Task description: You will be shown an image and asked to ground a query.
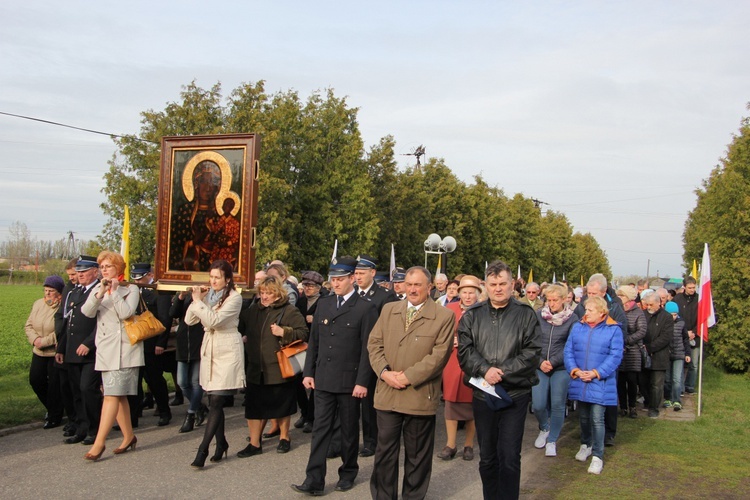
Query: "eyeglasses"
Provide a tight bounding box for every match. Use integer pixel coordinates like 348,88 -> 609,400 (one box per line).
101,264 -> 116,270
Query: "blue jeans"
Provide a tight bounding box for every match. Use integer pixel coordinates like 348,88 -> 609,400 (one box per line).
177,360 -> 203,413
683,346 -> 699,392
531,369 -> 569,443
665,359 -> 684,403
473,392 -> 530,500
578,402 -> 605,459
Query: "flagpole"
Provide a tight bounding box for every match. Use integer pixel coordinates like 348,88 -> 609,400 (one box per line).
697,328 -> 704,417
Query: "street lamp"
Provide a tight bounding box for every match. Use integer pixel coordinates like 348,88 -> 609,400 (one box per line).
424,233 -> 457,271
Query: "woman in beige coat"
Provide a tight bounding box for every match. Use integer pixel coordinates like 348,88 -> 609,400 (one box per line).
185,259 -> 245,467
25,275 -> 65,429
81,251 -> 144,460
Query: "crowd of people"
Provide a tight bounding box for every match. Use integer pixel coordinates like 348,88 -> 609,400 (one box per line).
23,252 -> 698,499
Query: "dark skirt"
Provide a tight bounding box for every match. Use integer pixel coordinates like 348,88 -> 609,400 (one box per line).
244,377 -> 297,419
445,401 -> 474,421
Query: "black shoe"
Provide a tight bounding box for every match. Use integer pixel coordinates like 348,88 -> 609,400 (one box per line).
82,436 -> 96,445
277,439 -> 291,454
191,449 -> 208,468
210,440 -> 229,462
604,436 -> 615,447
63,423 -> 76,433
63,428 -> 76,437
291,484 -> 324,496
170,393 -> 184,406
43,420 -> 61,430
359,447 -> 375,457
237,443 -> 262,458
335,480 -> 354,492
142,393 -> 154,410
263,428 -> 280,438
179,413 -> 195,433
157,414 -> 172,427
112,424 -> 121,431
294,416 -> 305,429
302,421 -> 313,433
64,435 -> 85,444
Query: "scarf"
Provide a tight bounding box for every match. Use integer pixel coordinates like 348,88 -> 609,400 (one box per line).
540,305 -> 574,326
207,288 -> 225,307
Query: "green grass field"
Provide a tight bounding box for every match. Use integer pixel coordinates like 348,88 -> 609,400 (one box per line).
0,284 -> 48,426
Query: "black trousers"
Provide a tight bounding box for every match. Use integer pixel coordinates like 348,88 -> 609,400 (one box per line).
56,363 -> 77,425
604,371 -> 618,439
360,376 -> 378,450
296,374 -> 312,422
370,410 -> 436,500
143,351 -> 170,417
29,354 -> 64,422
617,371 -> 639,409
304,390 -> 360,489
66,362 -> 101,437
648,369 -> 667,411
473,392 -> 530,500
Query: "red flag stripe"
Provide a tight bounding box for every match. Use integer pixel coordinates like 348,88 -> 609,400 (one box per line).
696,243 -> 716,342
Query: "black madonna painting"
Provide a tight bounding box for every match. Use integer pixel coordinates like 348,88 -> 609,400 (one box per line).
154,134 -> 260,290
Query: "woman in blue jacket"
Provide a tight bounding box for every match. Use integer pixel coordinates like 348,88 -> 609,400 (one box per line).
564,295 -> 623,475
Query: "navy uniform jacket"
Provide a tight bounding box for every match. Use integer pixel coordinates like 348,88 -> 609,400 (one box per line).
303,293 -> 379,393
357,284 -> 398,315
140,288 -> 174,353
56,281 -> 99,363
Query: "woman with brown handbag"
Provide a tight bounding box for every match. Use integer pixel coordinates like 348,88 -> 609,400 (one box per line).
237,275 -> 308,457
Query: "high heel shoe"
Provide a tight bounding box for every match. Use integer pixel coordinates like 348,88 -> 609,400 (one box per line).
210,440 -> 229,462
84,446 -> 105,461
113,435 -> 138,454
191,449 -> 209,468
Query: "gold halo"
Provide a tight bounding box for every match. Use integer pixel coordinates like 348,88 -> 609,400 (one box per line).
216,190 -> 241,216
182,151 -> 232,202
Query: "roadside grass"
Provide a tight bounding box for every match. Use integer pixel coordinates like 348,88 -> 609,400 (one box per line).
546,363 -> 750,498
0,285 -> 48,427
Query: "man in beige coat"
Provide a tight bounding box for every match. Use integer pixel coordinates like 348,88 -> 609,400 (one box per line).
368,266 -> 455,500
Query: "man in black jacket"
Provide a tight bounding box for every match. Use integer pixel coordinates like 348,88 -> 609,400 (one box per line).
292,257 -> 379,495
458,260 -> 540,500
642,292 -> 674,418
673,277 -> 699,393
55,255 -> 102,445
132,263 -> 174,427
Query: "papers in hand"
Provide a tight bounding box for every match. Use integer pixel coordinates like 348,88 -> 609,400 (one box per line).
469,377 -> 501,399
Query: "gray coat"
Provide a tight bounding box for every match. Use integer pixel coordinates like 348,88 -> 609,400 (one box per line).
620,306 -> 647,372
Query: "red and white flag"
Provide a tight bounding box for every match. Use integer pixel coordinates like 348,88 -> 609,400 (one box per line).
697,243 -> 716,342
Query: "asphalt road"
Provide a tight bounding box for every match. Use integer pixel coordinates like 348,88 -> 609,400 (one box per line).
0,400 -> 555,499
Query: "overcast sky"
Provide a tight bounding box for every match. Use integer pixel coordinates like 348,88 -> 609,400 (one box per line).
1,1 -> 748,278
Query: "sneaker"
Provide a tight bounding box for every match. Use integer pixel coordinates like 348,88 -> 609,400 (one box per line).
663,400 -> 672,408
648,409 -> 660,419
588,456 -> 603,474
534,430 -> 550,449
575,444 -> 592,462
629,407 -> 638,419
673,402 -> 682,411
545,442 -> 557,457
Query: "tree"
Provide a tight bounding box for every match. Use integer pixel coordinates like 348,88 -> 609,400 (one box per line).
568,233 -> 612,284
6,221 -> 33,268
683,108 -> 750,372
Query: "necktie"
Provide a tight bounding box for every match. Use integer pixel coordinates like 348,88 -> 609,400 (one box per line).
405,306 -> 417,330
360,290 -> 366,297
337,295 -> 344,309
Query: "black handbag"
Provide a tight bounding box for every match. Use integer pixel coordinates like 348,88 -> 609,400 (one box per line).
639,344 -> 652,369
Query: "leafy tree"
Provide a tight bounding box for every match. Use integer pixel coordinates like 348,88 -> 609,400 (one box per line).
568,232 -> 612,284
683,109 -> 750,372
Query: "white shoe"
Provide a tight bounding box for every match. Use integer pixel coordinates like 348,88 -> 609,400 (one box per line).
534,430 -> 550,449
575,444 -> 592,462
588,456 -> 603,474
545,442 -> 557,457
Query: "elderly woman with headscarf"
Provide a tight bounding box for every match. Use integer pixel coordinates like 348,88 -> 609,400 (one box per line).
531,284 -> 579,456
25,275 -> 66,429
437,275 -> 482,461
565,296 -> 623,475
615,285 -> 646,418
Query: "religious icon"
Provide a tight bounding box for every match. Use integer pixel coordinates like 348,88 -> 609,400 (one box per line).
154,134 -> 260,290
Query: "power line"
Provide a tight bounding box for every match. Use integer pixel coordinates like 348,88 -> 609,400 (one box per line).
0,111 -> 157,145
